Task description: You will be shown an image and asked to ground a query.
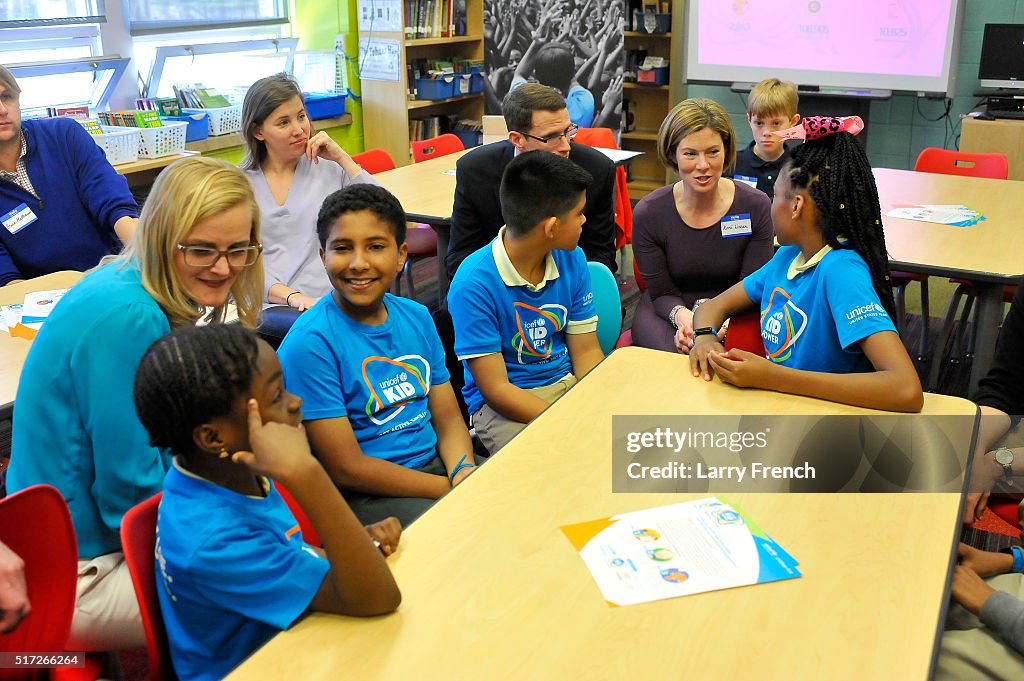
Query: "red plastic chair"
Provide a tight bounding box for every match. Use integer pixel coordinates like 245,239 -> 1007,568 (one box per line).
914,147 -> 1009,179
276,484 -> 322,548
0,485 -> 101,681
120,493 -> 177,681
573,127 -> 634,262
914,148 -> 1010,390
352,148 -> 397,174
410,133 -> 464,163
724,311 -> 766,358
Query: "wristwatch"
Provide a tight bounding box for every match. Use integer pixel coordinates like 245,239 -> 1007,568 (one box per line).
995,447 -> 1015,482
693,327 -> 717,338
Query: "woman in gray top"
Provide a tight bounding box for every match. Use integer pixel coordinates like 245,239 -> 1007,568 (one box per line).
241,73 -> 380,311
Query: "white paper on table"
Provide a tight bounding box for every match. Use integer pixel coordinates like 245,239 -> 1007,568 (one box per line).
0,303 -> 22,332
561,497 -> 801,607
21,288 -> 67,328
885,204 -> 981,225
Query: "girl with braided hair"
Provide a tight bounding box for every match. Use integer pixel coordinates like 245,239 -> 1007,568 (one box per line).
689,116 -> 923,413
134,324 -> 400,680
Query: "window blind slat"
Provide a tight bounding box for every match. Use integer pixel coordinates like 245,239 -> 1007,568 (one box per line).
0,0 -> 106,28
127,0 -> 287,34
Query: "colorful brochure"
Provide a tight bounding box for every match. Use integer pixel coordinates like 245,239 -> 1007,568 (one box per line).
20,289 -> 67,328
886,204 -> 985,227
561,497 -> 801,607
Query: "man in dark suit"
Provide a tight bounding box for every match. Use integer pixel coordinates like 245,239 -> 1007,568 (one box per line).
446,83 -> 617,279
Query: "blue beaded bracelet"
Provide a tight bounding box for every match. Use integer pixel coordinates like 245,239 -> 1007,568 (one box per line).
1012,546 -> 1024,574
448,454 -> 476,482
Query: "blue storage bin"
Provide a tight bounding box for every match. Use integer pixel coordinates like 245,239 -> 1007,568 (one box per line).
452,72 -> 484,96
161,113 -> 210,142
304,92 -> 347,120
416,76 -> 456,100
636,66 -> 670,86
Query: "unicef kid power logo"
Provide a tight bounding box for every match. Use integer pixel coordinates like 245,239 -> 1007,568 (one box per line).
512,302 -> 567,364
760,287 -> 808,363
361,355 -> 430,425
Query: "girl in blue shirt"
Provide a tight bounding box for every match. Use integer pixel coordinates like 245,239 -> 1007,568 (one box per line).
135,324 -> 400,681
689,119 -> 923,412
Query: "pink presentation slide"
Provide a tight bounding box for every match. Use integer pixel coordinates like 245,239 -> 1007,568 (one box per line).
696,0 -> 953,77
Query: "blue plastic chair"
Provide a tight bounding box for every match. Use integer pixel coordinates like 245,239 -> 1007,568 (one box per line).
587,261 -> 622,355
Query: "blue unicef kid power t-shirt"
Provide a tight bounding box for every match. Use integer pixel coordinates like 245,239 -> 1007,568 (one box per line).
742,244 -> 896,373
448,229 -> 598,415
157,462 -> 329,681
277,293 -> 450,470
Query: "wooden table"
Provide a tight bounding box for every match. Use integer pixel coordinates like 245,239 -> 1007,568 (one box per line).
228,347 -> 977,681
874,167 -> 1024,393
375,150 -> 467,301
113,153 -> 194,188
0,271 -> 83,416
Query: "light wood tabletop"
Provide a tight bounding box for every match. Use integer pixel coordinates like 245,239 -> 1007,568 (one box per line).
228,347 -> 976,681
375,149 -> 469,301
0,271 -> 83,414
874,167 -> 1024,392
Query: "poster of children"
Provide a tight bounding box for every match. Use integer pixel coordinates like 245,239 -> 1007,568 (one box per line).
484,0 -> 625,131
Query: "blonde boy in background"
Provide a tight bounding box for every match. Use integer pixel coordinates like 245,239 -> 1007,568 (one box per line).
731,78 -> 800,200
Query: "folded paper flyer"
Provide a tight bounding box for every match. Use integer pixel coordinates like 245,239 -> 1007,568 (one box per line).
561,497 -> 801,607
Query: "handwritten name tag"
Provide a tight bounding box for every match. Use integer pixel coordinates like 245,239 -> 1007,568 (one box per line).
2,203 -> 37,235
721,213 -> 753,238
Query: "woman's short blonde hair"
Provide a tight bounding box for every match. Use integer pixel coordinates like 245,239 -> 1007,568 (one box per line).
657,98 -> 736,175
121,157 -> 263,329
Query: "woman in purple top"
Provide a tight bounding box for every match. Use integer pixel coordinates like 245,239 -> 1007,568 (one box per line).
632,98 -> 774,353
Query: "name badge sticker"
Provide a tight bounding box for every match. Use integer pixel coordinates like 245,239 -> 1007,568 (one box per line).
734,174 -> 758,189
2,203 -> 37,235
721,213 -> 753,238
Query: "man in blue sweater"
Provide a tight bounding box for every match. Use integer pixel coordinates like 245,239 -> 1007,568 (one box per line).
0,64 -> 138,286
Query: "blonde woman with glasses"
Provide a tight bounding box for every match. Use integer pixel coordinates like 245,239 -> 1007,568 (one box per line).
6,156 -> 263,653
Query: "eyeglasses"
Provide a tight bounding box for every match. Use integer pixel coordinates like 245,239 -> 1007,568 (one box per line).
177,243 -> 263,268
517,123 -> 579,145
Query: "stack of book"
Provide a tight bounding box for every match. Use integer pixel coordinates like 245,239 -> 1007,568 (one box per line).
97,110 -> 164,128
402,0 -> 467,40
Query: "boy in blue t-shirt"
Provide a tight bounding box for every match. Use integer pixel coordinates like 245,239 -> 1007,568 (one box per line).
277,185 -> 478,527
448,151 -> 605,454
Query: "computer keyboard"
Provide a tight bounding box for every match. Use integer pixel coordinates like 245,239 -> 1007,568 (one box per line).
992,110 -> 1024,119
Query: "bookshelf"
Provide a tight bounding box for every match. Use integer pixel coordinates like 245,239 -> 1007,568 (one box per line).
621,2 -> 685,200
358,0 -> 484,167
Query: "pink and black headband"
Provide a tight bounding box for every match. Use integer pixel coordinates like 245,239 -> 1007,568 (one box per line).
770,115 -> 865,142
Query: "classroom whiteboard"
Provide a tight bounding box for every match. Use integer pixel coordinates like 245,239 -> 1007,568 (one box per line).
685,0 -> 965,96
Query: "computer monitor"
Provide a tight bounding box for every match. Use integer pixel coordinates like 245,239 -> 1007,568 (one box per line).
979,24 -> 1024,89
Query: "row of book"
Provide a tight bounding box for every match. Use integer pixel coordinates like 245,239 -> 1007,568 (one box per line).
134,97 -> 184,117
170,84 -> 232,109
402,0 -> 468,40
410,115 -> 449,141
97,109 -> 164,128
